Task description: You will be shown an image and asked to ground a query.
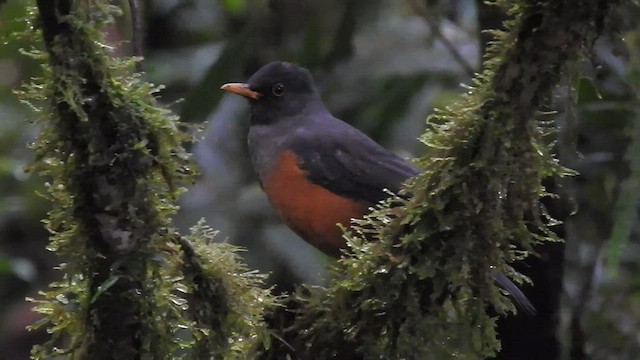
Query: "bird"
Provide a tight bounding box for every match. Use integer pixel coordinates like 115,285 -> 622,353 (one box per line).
221,61 -> 535,315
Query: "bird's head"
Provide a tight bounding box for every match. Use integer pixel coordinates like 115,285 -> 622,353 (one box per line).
221,62 -> 325,123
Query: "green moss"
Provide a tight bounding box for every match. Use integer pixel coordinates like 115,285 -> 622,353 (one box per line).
20,1 -> 275,359
289,1 -> 615,359
178,221 -> 278,359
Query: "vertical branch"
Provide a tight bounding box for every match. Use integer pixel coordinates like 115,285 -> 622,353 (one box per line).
34,1 -> 179,358
128,0 -> 144,72
29,2 -> 275,359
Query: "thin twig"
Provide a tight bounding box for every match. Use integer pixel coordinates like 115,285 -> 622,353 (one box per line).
128,0 -> 143,72
406,0 -> 475,77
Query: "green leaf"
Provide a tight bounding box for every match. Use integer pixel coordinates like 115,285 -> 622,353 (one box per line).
0,255 -> 12,273
576,76 -> 602,105
222,0 -> 246,16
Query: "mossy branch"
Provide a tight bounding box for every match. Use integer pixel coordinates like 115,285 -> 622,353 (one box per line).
274,1 -> 617,359
25,1 -> 275,359
35,0 -> 170,357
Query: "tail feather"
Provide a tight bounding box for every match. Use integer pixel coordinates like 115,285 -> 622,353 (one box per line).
492,272 -> 536,316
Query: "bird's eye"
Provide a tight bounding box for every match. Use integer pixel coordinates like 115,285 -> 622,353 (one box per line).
272,83 -> 286,96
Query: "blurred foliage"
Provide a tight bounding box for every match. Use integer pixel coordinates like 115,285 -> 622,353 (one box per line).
605,33 -> 640,273
0,0 -> 638,359
0,2 -> 52,355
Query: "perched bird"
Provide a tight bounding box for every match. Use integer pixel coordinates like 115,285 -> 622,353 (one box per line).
221,61 -> 535,315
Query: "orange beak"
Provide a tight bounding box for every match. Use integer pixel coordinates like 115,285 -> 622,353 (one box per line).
220,82 -> 262,100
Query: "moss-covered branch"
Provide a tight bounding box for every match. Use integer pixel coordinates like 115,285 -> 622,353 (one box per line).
26,1 -> 274,359
177,222 -> 277,358
277,1 -> 617,359
35,0 -> 175,357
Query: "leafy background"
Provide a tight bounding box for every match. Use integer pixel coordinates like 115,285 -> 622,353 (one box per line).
0,0 -> 638,359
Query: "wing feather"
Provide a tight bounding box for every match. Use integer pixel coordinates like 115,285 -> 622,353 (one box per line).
288,125 -> 418,205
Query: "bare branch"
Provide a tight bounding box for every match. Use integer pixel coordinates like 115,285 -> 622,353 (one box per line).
128,0 -> 144,72
406,0 -> 476,77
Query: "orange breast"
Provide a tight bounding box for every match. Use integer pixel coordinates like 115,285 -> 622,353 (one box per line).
262,150 -> 367,256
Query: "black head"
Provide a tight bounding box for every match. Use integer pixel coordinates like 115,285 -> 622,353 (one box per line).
221,62 -> 326,124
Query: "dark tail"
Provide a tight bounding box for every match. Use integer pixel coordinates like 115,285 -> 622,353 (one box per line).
492,273 -> 536,316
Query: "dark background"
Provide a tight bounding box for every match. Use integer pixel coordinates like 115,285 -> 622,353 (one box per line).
0,0 -> 639,359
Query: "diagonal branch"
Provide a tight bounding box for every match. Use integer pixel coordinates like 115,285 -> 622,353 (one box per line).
406,0 -> 476,77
